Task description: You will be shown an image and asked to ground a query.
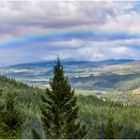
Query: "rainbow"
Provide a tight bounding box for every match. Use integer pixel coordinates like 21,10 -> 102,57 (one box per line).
0,30 -> 140,48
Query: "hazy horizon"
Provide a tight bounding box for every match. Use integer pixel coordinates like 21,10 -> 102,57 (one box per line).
0,58 -> 137,68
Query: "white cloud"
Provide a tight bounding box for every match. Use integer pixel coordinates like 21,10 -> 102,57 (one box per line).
0,1 -> 130,38
111,46 -> 129,53
0,1 -> 140,66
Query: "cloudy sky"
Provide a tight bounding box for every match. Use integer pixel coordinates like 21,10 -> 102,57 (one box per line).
0,1 -> 140,66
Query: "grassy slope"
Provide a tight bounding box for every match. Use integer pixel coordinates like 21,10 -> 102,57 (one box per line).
72,61 -> 140,91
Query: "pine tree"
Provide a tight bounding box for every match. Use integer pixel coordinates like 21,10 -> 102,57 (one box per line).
0,89 -> 22,139
0,89 -> 2,96
104,113 -> 116,139
32,58 -> 86,139
32,128 -> 42,139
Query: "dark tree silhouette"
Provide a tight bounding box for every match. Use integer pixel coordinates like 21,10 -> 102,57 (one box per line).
104,113 -> 116,139
0,90 -> 22,139
32,58 -> 86,139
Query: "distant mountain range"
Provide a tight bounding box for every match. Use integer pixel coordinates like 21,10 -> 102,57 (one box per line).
0,59 -> 140,92
4,58 -> 134,69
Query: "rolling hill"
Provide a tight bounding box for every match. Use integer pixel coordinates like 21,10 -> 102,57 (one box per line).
0,59 -> 139,93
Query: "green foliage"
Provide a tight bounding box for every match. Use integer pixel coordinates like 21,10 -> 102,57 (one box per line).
31,128 -> 42,139
104,114 -> 116,139
0,89 -> 22,139
78,95 -> 140,139
32,58 -> 86,139
0,75 -> 140,139
0,89 -> 2,96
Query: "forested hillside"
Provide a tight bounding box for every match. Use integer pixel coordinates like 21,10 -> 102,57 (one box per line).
0,76 -> 140,138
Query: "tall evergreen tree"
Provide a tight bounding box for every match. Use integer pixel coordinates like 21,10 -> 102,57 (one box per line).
0,89 -> 22,139
104,113 -> 116,139
32,128 -> 42,139
0,89 -> 2,96
32,58 -> 86,139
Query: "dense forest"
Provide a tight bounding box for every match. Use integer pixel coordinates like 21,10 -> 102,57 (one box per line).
0,59 -> 140,139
